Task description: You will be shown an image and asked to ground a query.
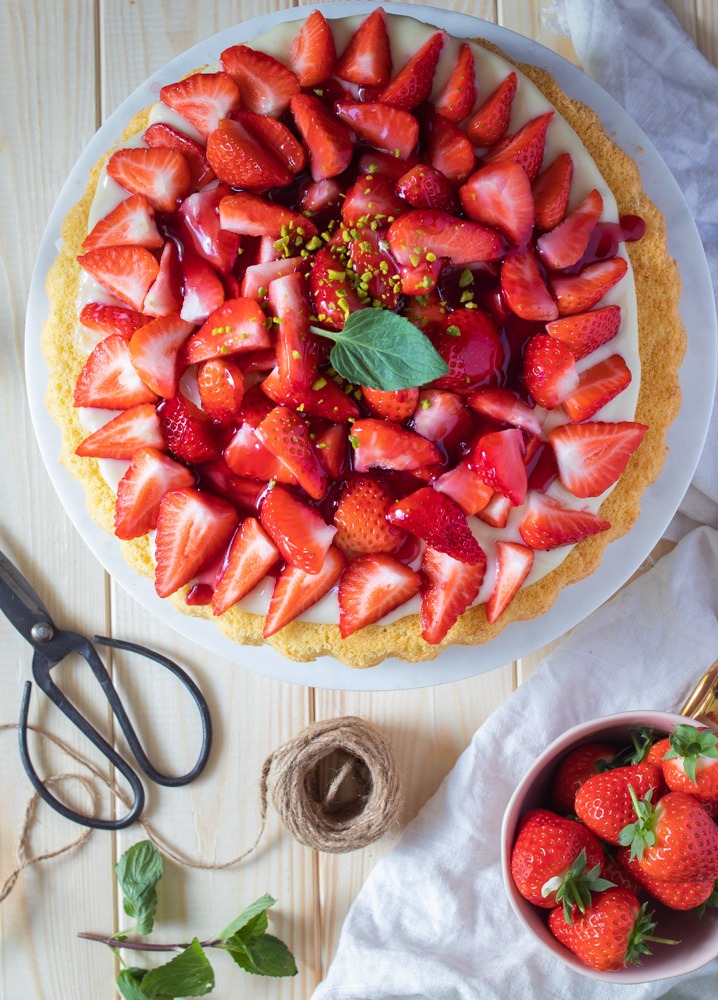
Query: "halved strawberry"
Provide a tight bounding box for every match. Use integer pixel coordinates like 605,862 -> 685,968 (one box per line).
361,387 -> 418,422
158,395 -> 222,464
420,546 -> 485,643
333,475 -> 406,554
196,459 -> 265,514
395,164 -> 458,212
82,194 -> 163,252
219,191 -> 316,242
434,460 -> 493,515
206,119 -> 293,191
532,153 -> 573,231
144,240 -> 183,318
486,541 -> 535,623
143,122 -> 216,188
75,403 -> 165,459
232,110 -> 307,175
501,248 -> 558,321
546,305 -> 621,361
342,173 -> 405,226
262,368 -> 360,422
378,30 -> 445,110
424,108 -> 475,186
184,298 -> 270,364
79,302 -> 152,341
549,421 -> 647,498
179,252 -> 225,324
159,71 -> 240,138
431,308 -> 504,394
290,93 -> 354,181
550,258 -> 628,315
298,177 -> 343,215
434,43 -> 476,122
114,447 -> 195,539
335,8 -> 392,87
106,147 -> 191,213
522,333 -> 578,409
519,491 -> 611,550
314,422 -> 348,479
212,517 -> 280,615
309,247 -> 364,330
334,102 -> 419,160
154,488 -> 238,598
469,428 -> 527,505
351,419 -> 441,473
128,314 -> 194,398
459,161 -> 534,247
256,405 -> 328,500
77,245 -> 159,312
477,491 -> 512,528
263,546 -> 345,637
224,422 -> 297,484
268,272 -> 318,391
177,186 -> 240,275
562,354 -> 632,422
411,389 -> 474,458
339,554 -> 421,637
465,72 -> 517,147
402,292 -> 448,335
241,257 -> 304,301
387,487 -> 485,564
74,334 -> 157,408
484,111 -> 553,183
286,10 -> 335,86
220,44 -> 300,116
260,484 -> 337,573
197,358 -> 245,424
347,225 -> 401,310
466,387 -> 542,436
537,189 -> 603,269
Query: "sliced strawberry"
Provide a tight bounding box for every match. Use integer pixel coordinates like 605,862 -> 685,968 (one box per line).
114,447 -> 195,539
335,8 -> 392,86
333,475 -> 406,554
431,308 -> 504,394
212,517 -> 280,615
220,44 -> 300,116
128,314 -> 194,398
79,302 -> 152,341
154,488 -> 238,598
387,487 -> 485,564
348,225 -> 401,310
537,189 -> 603,269
184,298 -> 270,364
75,403 -> 165,459
550,258 -> 628,315
469,428 -> 527,505
144,240 -> 183,318
286,10 -> 335,86
477,491 -> 512,528
197,358 -> 245,424
501,248 -> 558,322
224,422 -> 297,484
519,491 -> 611,550
177,186 -> 240,276
82,194 -> 163,253
232,110 -> 307,175
434,460 -> 493,515
361,387 -> 418,422
434,43 -> 476,122
402,292 -> 448,334
309,247 -> 364,330
351,419 -> 441,473
546,305 -> 621,361
267,272 -> 318,391
395,164 -> 458,212
339,554 -> 421,637
241,258 -> 304,302
378,30 -> 445,110
562,353 -> 632,422
486,541 -> 535,623
263,546 -> 345,637
314,423 -> 348,479
179,252 -> 225,325
206,119 -> 293,191
158,395 -> 222,464
420,546 -> 485,643
522,333 -> 578,409
550,420 -> 647,498
197,459 -> 265,514
484,111 -> 553,183
77,245 -> 159,312
159,71 -> 240,138
459,161 -> 534,246
411,389 -> 474,458
334,102 -> 419,160
106,147 -> 191,213
262,368 -> 360,422
342,172 -> 405,226
235,383 -> 275,427
532,153 -> 573,231
143,122 -> 216,188
387,210 -> 503,294
298,177 -> 343,215
290,93 -> 354,182
256,405 -> 328,500
466,72 -> 517,147
218,192 -> 316,243
74,334 -> 156,409
357,149 -> 420,181
467,387 -> 542,436
260,484 -> 337,573
425,108 -> 475,186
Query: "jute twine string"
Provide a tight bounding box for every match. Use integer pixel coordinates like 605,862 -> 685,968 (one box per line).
0,715 -> 402,903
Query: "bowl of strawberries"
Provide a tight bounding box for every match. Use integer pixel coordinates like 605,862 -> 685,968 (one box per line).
501,711 -> 718,981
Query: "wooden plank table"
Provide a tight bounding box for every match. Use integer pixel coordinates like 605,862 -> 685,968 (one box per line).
1,1 -> 714,996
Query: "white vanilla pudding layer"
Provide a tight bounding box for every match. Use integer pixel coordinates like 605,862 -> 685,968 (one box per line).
75,12 -> 640,625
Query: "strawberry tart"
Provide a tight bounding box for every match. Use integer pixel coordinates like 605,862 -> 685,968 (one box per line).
42,8 -> 685,668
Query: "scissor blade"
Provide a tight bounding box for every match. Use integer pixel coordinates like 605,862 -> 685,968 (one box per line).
0,549 -> 54,643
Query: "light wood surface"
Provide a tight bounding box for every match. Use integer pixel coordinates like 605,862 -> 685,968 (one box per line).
0,2 -> 713,997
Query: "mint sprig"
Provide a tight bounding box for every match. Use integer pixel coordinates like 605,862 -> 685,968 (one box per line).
115,840 -> 163,936
310,309 -> 448,390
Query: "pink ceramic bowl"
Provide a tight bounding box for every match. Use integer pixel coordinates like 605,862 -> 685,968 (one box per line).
501,710 -> 718,983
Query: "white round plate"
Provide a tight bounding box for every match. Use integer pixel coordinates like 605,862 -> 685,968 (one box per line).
25,2 -> 716,692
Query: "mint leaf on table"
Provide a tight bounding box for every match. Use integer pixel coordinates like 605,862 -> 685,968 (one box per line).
139,939 -> 215,998
225,934 -> 298,978
218,893 -> 275,943
117,968 -> 151,1000
115,840 -> 163,936
310,309 -> 448,390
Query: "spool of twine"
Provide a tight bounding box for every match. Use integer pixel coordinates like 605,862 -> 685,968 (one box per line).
0,715 -> 402,901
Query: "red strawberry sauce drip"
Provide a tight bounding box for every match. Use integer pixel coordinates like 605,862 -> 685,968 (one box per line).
557,215 -> 646,276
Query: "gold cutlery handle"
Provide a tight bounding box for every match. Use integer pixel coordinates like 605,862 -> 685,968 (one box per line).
680,660 -> 718,727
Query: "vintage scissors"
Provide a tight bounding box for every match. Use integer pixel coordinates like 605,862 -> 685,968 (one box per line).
0,547 -> 212,830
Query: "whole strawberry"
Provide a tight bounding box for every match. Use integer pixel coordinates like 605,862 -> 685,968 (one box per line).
616,846 -> 718,912
659,724 -> 718,806
620,789 -> 718,883
511,809 -> 612,921
550,742 -> 618,815
574,763 -> 665,845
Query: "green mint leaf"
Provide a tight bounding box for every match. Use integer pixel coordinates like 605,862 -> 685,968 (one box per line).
140,939 -> 215,998
115,841 -> 163,936
117,968 -> 151,1000
218,894 -> 276,944
310,310 -> 448,390
226,934 -> 298,978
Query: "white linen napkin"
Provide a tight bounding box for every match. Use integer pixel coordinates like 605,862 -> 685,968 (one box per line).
312,2 -> 718,997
